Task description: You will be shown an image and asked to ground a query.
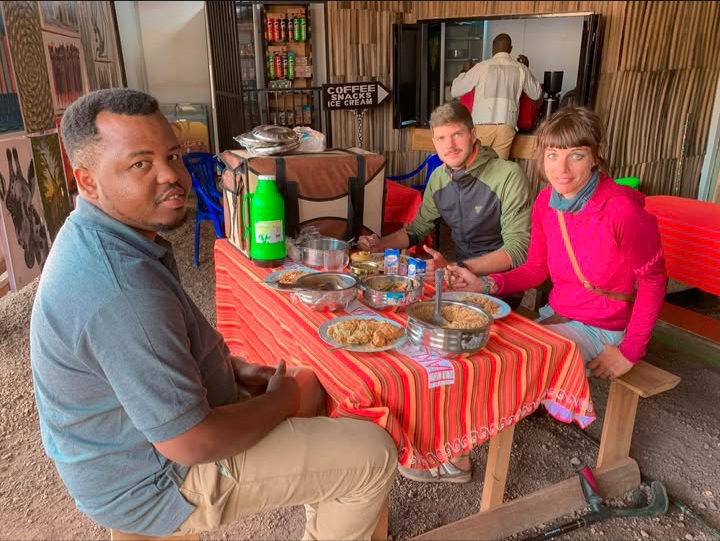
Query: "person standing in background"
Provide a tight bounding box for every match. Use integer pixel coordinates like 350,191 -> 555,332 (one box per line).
451,33 -> 542,159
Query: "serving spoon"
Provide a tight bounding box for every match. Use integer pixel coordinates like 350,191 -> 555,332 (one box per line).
430,268 -> 449,326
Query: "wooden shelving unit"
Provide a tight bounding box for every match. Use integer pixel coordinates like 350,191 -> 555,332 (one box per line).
261,4 -> 316,127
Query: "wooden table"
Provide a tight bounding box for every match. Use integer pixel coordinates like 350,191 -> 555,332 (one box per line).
214,240 -> 644,539
645,195 -> 720,296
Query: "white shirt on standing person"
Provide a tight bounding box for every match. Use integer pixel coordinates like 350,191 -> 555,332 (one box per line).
451,52 -> 542,128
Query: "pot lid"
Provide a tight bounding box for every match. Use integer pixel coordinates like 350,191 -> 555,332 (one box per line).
251,124 -> 298,143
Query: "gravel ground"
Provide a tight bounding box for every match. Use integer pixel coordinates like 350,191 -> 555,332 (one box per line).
1,210 -> 719,541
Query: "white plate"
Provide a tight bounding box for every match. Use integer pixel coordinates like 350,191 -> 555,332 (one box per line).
263,267 -> 318,290
441,291 -> 512,319
318,315 -> 407,352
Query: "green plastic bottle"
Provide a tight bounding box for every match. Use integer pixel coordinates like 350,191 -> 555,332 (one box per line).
243,175 -> 286,268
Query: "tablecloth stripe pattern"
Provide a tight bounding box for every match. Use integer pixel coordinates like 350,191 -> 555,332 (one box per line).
645,195 -> 720,296
214,240 -> 594,468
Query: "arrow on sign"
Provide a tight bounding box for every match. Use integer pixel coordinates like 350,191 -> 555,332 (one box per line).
322,82 -> 391,110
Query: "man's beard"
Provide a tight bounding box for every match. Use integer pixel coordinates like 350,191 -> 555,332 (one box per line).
154,208 -> 189,232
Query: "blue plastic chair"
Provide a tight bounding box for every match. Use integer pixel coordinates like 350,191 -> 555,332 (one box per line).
387,153 -> 444,250
182,152 -> 225,267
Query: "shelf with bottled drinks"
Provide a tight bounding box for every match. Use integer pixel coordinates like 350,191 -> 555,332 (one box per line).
261,4 -> 316,128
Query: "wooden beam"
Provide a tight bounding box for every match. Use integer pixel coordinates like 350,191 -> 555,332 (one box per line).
480,423 -> 515,511
597,382 -> 639,469
410,128 -> 538,160
659,301 -> 720,344
411,458 -> 641,541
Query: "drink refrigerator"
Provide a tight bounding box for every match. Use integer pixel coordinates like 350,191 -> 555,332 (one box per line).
234,1 -> 328,134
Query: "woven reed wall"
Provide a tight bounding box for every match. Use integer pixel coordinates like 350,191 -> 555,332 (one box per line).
326,1 -> 720,198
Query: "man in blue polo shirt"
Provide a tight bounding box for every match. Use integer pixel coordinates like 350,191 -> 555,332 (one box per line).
30,88 -> 396,539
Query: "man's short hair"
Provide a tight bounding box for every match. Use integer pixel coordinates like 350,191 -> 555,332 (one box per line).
429,101 -> 474,133
492,33 -> 512,53
60,88 -> 160,168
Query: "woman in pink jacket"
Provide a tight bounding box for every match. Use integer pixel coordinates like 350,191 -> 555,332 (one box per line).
447,107 -> 667,380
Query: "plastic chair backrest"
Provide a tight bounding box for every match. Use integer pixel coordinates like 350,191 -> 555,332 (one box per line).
614,176 -> 641,190
423,154 -> 443,185
183,152 -> 221,199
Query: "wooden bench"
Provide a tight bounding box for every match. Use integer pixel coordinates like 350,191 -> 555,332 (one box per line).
110,362 -> 680,541
411,359 -> 681,540
597,359 -> 681,469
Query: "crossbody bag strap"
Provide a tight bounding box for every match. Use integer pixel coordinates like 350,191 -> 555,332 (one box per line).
556,210 -> 636,303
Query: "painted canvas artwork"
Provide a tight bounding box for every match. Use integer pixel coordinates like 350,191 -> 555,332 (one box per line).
3,1 -> 55,133
30,133 -> 70,242
38,1 -> 80,36
93,61 -> 118,90
0,137 -> 50,291
77,1 -> 114,63
54,115 -> 76,207
42,32 -> 89,113
0,10 -> 24,136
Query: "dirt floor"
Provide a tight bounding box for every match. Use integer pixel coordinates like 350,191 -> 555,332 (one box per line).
1,212 -> 719,541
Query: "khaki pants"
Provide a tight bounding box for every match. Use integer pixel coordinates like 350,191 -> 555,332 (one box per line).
177,415 -> 397,540
474,124 -> 516,160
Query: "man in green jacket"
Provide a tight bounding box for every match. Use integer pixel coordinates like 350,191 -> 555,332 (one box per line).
359,100 -> 531,277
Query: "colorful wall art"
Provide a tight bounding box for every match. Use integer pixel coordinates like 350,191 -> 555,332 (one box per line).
2,1 -> 55,133
30,132 -> 70,241
0,136 -> 50,291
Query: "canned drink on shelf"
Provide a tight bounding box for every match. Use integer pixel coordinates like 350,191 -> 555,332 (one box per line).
274,54 -> 283,79
264,16 -> 271,41
288,18 -> 294,42
293,16 -> 301,42
281,54 -> 288,79
299,16 -> 307,41
273,18 -> 281,42
287,51 -> 295,79
280,16 -> 287,41
267,53 -> 275,79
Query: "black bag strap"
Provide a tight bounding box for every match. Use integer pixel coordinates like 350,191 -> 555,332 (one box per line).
273,157 -> 300,238
216,153 -> 245,242
346,154 -> 366,241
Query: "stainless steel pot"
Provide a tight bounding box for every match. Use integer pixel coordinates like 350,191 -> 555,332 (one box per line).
359,274 -> 423,309
406,300 -> 492,356
292,272 -> 358,311
300,237 -> 350,270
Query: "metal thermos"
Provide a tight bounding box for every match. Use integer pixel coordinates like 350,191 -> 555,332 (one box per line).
243,175 -> 286,268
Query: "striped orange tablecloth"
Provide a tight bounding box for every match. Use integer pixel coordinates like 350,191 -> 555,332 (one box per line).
215,240 -> 595,468
645,195 -> 720,296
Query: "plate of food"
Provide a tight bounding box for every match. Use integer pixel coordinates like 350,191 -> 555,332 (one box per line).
264,267 -> 317,290
441,291 -> 512,319
318,315 -> 407,352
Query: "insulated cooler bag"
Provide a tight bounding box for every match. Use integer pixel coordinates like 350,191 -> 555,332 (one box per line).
218,148 -> 386,257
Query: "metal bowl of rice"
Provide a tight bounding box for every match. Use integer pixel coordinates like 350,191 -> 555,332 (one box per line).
406,300 -> 493,356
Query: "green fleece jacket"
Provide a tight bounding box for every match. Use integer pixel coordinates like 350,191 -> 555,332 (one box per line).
406,145 -> 531,267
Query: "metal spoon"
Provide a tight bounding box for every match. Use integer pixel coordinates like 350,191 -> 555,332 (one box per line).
430,268 -> 448,326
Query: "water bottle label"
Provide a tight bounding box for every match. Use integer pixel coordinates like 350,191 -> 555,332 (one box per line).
254,220 -> 283,243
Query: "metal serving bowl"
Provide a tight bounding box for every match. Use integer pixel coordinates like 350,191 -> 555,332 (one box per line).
292,272 -> 358,311
300,237 -> 350,269
406,300 -> 493,356
359,274 -> 423,309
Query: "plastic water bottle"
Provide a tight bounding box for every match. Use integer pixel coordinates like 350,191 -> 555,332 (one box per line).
243,175 -> 286,268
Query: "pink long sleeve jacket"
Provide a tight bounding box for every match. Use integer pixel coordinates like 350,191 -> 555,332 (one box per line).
491,175 -> 667,362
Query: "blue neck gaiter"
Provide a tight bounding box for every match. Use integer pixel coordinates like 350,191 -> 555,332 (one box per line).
549,171 -> 600,213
